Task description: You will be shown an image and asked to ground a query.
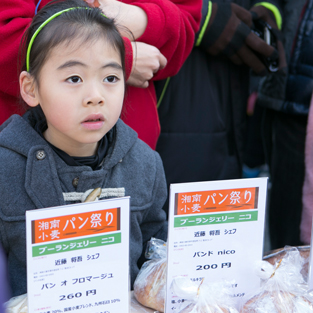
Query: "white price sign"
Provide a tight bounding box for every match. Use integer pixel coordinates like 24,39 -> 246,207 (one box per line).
26,197 -> 130,313
165,178 -> 268,312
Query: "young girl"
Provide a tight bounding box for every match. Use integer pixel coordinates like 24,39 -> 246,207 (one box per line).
0,0 -> 167,297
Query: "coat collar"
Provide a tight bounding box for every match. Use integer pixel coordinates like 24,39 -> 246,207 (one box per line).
0,114 -> 138,209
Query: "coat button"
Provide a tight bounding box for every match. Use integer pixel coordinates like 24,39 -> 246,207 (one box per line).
36,150 -> 46,160
72,177 -> 79,187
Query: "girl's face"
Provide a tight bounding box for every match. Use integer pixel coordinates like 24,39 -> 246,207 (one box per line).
23,37 -> 125,157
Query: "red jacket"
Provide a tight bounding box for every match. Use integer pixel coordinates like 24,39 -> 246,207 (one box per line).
0,0 -> 201,149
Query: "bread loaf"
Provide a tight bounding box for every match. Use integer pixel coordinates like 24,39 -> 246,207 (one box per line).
133,260 -> 166,312
241,290 -> 313,312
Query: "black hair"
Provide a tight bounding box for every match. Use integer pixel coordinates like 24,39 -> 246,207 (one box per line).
19,0 -> 126,84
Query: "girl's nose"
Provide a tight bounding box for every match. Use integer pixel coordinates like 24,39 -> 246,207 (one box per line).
85,98 -> 104,106
83,85 -> 104,106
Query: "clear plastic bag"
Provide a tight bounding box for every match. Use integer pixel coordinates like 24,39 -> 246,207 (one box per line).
4,294 -> 27,313
240,247 -> 313,312
171,277 -> 239,313
133,238 -> 167,312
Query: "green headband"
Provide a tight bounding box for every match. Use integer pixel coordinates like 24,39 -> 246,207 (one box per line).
26,7 -> 106,72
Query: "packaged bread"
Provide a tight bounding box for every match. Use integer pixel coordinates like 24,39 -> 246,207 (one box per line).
263,245 -> 310,282
171,277 -> 239,313
135,241 -> 312,313
241,290 -> 313,313
4,294 -> 27,313
240,247 -> 313,312
133,238 -> 167,312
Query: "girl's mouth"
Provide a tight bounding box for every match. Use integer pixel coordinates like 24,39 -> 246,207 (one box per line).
82,114 -> 104,130
86,118 -> 101,122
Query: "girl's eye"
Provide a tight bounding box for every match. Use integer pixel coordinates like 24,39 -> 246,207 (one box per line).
104,75 -> 119,83
67,76 -> 82,83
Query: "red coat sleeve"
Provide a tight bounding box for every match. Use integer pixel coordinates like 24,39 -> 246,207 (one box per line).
122,0 -> 202,80
0,0 -> 49,99
0,0 -> 50,124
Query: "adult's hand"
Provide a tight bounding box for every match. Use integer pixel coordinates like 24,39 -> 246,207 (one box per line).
199,2 -> 278,75
84,0 -> 148,40
127,42 -> 167,88
250,5 -> 287,71
84,0 -> 100,7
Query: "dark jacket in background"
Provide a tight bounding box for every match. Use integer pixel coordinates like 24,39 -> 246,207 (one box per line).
257,0 -> 312,249
257,0 -> 310,114
155,0 -> 283,215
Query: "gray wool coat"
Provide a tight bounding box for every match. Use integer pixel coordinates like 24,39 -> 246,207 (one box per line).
0,113 -> 168,297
